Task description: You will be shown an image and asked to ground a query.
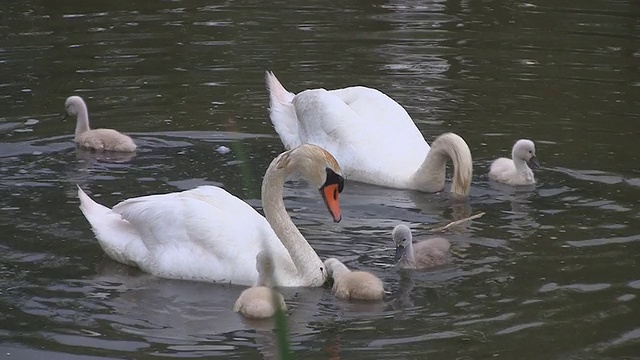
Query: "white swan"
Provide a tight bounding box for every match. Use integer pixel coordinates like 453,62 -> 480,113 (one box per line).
488,139 -> 539,186
324,258 -> 384,301
392,224 -> 451,269
63,96 -> 137,152
266,71 -> 473,197
77,144 -> 345,287
233,251 -> 287,319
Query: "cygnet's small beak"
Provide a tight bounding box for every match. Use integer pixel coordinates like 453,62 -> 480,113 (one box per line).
394,245 -> 406,263
527,155 -> 540,169
320,183 -> 342,223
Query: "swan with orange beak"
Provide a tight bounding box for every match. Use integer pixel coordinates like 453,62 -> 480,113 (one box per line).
78,144 -> 346,287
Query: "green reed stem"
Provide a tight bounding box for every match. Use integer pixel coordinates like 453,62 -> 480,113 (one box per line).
273,290 -> 293,360
229,115 -> 292,359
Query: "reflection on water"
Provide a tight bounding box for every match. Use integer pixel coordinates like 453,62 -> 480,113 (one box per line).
1,0 -> 640,358
74,148 -> 137,163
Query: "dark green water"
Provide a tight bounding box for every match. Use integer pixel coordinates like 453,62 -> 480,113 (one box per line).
1,0 -> 639,358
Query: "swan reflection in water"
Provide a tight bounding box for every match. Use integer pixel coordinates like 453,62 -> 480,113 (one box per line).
74,147 -> 137,164
485,182 -> 539,241
60,148 -> 137,199
91,258 -> 327,356
88,256 -> 397,358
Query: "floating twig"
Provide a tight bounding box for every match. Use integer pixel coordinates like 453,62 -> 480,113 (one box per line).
428,212 -> 485,233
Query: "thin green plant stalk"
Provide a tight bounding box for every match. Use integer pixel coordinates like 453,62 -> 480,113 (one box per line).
230,114 -> 292,358
223,115 -> 257,198
261,245 -> 293,360
273,290 -> 293,360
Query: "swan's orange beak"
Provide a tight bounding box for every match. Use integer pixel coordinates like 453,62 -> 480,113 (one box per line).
320,184 -> 342,223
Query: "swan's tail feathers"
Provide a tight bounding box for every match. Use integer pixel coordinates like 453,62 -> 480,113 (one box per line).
266,71 -> 295,104
265,71 -> 302,150
77,185 -> 144,267
440,133 -> 473,197
77,185 -> 110,217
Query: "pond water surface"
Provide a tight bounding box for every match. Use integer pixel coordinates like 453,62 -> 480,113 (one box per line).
1,0 -> 639,359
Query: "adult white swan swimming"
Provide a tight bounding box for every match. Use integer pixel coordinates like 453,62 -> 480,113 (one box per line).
77,144 -> 344,287
266,72 -> 473,197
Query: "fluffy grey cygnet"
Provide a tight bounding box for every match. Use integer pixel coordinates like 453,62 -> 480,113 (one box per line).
233,252 -> 286,319
392,224 -> 451,269
324,258 -> 384,301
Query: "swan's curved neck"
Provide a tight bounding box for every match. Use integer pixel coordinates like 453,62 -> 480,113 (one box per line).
410,134 -> 471,196
512,152 -> 530,173
74,103 -> 91,137
411,148 -> 448,193
261,159 -> 324,283
404,241 -> 416,263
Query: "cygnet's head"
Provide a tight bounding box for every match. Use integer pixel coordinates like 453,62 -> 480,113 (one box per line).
255,251 -> 277,287
274,144 -> 344,222
323,257 -> 349,278
513,139 -> 539,169
392,224 -> 413,262
64,96 -> 87,116
256,251 -> 275,274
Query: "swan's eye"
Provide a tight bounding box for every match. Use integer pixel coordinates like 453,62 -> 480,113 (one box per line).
528,150 -> 532,154
324,168 -> 344,193
320,266 -> 324,272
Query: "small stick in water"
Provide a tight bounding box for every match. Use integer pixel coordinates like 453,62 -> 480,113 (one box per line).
428,212 -> 485,233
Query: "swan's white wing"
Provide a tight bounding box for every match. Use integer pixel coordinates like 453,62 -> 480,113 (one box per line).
111,186 -> 288,285
266,73 -> 435,187
328,86 -> 416,129
292,88 -> 430,186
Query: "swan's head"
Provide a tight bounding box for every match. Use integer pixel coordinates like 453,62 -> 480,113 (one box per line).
392,224 -> 413,263
513,139 -> 539,169
427,132 -> 473,197
64,96 -> 87,117
279,144 -> 344,222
